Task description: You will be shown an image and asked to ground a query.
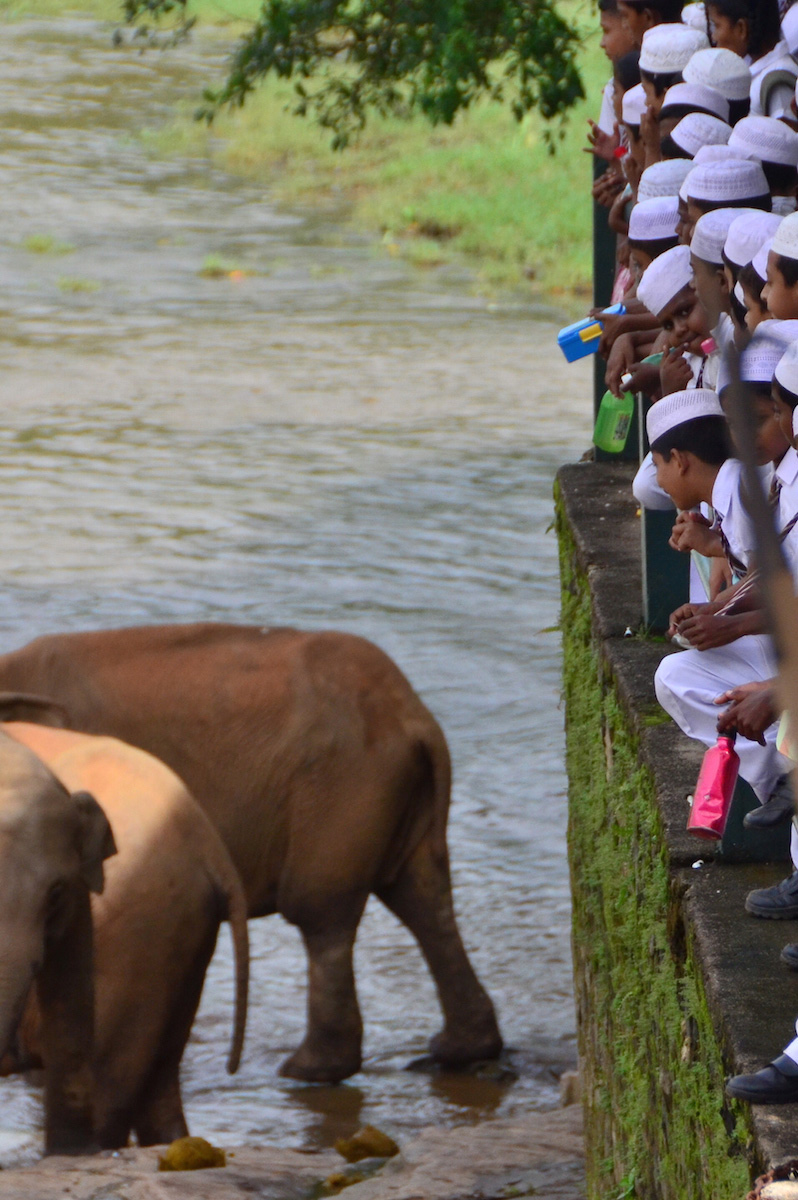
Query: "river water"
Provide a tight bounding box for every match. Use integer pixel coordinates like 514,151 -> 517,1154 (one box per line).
0,18 -> 593,1158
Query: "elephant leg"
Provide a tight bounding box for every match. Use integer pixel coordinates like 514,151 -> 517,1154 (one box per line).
376,836 -> 502,1066
130,925 -> 218,1147
279,895 -> 367,1084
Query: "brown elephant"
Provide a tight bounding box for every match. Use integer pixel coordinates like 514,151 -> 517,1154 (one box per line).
0,721 -> 249,1151
0,623 -> 502,1083
0,727 -> 115,1155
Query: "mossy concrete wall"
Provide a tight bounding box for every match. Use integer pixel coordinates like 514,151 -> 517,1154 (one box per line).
556,461 -> 798,1200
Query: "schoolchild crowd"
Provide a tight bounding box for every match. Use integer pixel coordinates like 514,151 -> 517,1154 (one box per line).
587,0 -> 798,1104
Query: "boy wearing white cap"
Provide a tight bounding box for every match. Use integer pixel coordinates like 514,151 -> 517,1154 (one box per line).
727,115 -> 798,215
682,46 -> 752,124
763,211 -> 798,318
685,159 -> 772,235
639,24 -> 709,112
627,195 -> 681,282
650,386 -> 788,820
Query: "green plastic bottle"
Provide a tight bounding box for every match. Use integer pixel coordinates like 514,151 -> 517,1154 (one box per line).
593,389 -> 635,454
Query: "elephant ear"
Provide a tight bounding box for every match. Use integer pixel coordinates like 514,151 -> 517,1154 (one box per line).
0,692 -> 71,728
73,791 -> 117,894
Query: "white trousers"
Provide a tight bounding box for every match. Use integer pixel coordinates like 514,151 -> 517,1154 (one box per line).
654,634 -> 787,805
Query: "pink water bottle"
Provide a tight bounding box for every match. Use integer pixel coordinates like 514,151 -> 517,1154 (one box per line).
687,731 -> 740,839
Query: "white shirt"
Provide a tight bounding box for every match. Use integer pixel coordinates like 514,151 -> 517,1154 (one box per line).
776,445 -> 798,584
598,77 -> 616,136
749,41 -> 798,118
712,458 -> 758,572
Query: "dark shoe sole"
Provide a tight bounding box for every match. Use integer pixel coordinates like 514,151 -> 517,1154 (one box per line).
726,1082 -> 798,1103
781,946 -> 798,970
745,898 -> 798,920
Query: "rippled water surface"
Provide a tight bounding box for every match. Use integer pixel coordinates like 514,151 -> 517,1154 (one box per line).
0,18 -> 593,1158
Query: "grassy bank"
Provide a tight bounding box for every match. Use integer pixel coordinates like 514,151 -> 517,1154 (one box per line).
6,0 -> 604,301
556,478 -> 751,1199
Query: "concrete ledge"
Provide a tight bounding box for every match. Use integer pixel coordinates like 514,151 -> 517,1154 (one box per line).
556,460 -> 798,1198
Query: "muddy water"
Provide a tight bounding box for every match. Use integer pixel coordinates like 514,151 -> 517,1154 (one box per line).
0,19 -> 593,1158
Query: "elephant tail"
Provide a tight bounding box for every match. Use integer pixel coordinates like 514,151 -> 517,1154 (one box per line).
203,830 -> 249,1075
422,717 -> 452,865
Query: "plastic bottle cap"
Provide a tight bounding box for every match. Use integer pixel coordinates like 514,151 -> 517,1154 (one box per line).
620,372 -> 634,388
701,337 -> 716,355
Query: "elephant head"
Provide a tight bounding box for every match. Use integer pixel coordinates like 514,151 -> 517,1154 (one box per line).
0,730 -> 115,1151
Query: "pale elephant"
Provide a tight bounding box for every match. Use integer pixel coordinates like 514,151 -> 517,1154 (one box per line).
0,728 -> 115,1154
0,721 -> 249,1151
0,623 -> 502,1083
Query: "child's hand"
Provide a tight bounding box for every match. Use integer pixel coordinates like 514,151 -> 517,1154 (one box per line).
669,512 -> 723,557
709,557 -> 733,599
675,612 -> 742,650
584,118 -> 620,162
659,347 -> 693,396
622,361 -> 660,397
605,333 -> 637,396
668,601 -> 707,640
714,681 -> 777,743
592,167 -> 624,207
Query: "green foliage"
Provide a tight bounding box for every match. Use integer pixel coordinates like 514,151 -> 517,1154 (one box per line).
124,0 -> 584,147
555,481 -> 752,1200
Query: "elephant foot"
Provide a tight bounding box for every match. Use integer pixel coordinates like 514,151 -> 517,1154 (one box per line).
279,1044 -> 362,1084
428,1020 -> 503,1068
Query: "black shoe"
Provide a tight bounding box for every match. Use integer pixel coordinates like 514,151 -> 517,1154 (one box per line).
744,775 -> 795,830
726,1056 -> 798,1104
745,871 -> 798,919
781,943 -> 798,970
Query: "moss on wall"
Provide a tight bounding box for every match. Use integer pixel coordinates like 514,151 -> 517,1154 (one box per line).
555,481 -> 751,1200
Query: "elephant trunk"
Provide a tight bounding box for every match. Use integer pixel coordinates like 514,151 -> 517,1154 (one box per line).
0,940 -> 39,1063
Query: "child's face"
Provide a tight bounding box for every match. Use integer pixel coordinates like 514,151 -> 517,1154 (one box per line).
652,448 -> 702,510
601,9 -> 636,61
773,382 -> 796,446
617,1 -> 654,48
641,78 -> 665,115
625,125 -> 646,169
629,246 -> 653,284
676,199 -> 694,245
742,287 -> 769,333
658,284 -> 710,354
706,4 -> 749,56
686,200 -> 707,241
763,252 -> 798,320
691,255 -> 729,329
751,392 -> 790,466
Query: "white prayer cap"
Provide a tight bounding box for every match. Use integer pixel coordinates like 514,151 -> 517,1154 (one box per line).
622,83 -> 647,126
682,2 -> 706,31
773,195 -> 798,217
783,4 -> 798,56
679,169 -> 697,202
729,116 -> 798,167
647,389 -> 724,446
771,211 -> 798,261
683,47 -> 752,102
686,159 -> 769,204
637,243 -> 693,317
692,144 -> 744,165
752,236 -> 776,281
724,212 -> 784,268
661,82 -> 729,123
692,209 -> 747,264
777,343 -> 798,395
671,112 -> 731,157
638,159 -> 695,201
640,24 -> 709,75
738,329 -> 793,385
628,197 -> 680,243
